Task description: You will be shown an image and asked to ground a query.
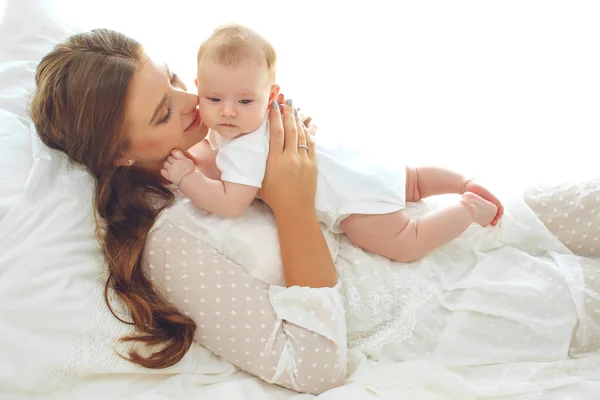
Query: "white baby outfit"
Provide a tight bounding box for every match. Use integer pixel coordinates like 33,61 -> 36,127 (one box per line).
208,115 -> 407,233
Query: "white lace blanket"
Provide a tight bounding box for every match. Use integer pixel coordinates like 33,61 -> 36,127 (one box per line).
334,196 -> 590,364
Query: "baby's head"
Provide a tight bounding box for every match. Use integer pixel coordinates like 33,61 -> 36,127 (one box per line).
196,24 -> 279,138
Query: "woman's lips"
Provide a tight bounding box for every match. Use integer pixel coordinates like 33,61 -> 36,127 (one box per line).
185,108 -> 201,131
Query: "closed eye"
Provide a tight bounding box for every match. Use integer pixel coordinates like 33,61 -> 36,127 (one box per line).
159,72 -> 177,124
159,105 -> 172,124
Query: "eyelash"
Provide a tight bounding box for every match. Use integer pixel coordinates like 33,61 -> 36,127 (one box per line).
207,97 -> 253,105
160,106 -> 172,124
159,73 -> 179,124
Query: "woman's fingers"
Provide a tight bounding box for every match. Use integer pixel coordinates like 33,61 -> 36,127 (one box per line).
295,110 -> 309,156
304,116 -> 316,159
268,100 -> 284,154
282,99 -> 298,152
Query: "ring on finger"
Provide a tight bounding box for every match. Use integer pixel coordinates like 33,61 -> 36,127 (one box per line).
298,144 -> 309,150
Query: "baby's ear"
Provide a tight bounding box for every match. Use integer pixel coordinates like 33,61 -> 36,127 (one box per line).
194,78 -> 198,88
268,84 -> 280,104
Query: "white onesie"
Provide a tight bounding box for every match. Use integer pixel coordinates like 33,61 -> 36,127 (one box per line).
208,115 -> 407,233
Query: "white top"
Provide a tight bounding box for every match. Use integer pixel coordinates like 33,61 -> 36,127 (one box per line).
207,117 -> 269,188
207,116 -> 408,232
142,195 -> 347,395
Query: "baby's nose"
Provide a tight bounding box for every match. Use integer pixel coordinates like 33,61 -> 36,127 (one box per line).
221,103 -> 236,117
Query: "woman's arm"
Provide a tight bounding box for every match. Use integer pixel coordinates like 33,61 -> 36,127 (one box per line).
274,209 -> 338,288
184,99 -> 337,287
259,101 -> 337,288
143,221 -> 347,395
524,179 -> 599,256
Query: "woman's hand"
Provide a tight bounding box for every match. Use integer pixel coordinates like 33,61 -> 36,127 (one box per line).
276,93 -> 318,136
259,99 -> 337,289
259,99 -> 317,217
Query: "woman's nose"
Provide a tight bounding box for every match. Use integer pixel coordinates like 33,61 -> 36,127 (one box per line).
180,91 -> 199,113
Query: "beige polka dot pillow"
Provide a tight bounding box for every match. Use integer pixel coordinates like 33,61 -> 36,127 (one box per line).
524,179 -> 600,257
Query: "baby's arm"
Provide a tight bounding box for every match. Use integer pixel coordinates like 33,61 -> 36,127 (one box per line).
162,150 -> 258,217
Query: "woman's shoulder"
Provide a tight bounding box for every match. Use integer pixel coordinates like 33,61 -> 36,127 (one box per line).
150,196 -> 280,250
152,194 -> 227,241
151,197 -> 341,286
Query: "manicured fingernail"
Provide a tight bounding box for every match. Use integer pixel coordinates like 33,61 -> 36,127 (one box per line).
271,101 -> 278,109
294,108 -> 298,116
286,99 -> 293,106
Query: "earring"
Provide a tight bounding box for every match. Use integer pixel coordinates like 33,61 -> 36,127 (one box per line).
128,159 -> 134,165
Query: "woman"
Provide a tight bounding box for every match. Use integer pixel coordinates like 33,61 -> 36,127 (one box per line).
30,28 -> 345,395
29,29 -> 600,396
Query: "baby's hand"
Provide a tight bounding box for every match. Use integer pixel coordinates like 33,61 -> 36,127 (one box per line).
161,150 -> 195,186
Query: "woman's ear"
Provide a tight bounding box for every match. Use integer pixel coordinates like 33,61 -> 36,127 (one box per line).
114,156 -> 134,167
268,84 -> 281,104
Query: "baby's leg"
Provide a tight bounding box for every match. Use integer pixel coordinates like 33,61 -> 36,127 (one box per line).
340,193 -> 497,263
406,166 -> 504,226
405,166 -> 467,201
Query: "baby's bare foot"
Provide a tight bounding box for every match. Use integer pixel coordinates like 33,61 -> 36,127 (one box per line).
462,179 -> 504,225
461,192 -> 498,227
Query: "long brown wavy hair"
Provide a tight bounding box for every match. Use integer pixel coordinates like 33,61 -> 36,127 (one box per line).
29,29 -> 196,368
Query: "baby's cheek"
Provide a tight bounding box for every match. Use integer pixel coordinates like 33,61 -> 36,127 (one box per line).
198,105 -> 215,127
242,115 -> 262,133
251,106 -> 268,125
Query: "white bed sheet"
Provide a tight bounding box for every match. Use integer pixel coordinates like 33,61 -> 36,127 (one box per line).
2,1 -> 600,399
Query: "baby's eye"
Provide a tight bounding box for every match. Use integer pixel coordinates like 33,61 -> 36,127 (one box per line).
239,99 -> 253,105
207,97 -> 220,102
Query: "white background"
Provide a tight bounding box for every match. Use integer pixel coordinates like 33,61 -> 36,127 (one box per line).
51,0 -> 600,197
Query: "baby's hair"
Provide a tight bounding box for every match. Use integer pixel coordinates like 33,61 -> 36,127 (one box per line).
197,23 -> 276,84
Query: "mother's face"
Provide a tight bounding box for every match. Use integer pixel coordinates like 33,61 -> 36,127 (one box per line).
120,52 -> 208,170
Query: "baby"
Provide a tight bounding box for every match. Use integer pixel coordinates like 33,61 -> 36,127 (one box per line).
161,24 -> 503,263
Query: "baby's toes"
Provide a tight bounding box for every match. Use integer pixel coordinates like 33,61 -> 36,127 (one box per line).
497,205 -> 505,218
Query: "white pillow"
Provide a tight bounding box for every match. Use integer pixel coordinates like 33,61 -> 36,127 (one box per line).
0,1 -> 235,399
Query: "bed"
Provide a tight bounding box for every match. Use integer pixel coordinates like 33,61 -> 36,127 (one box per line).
2,1 -> 600,399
